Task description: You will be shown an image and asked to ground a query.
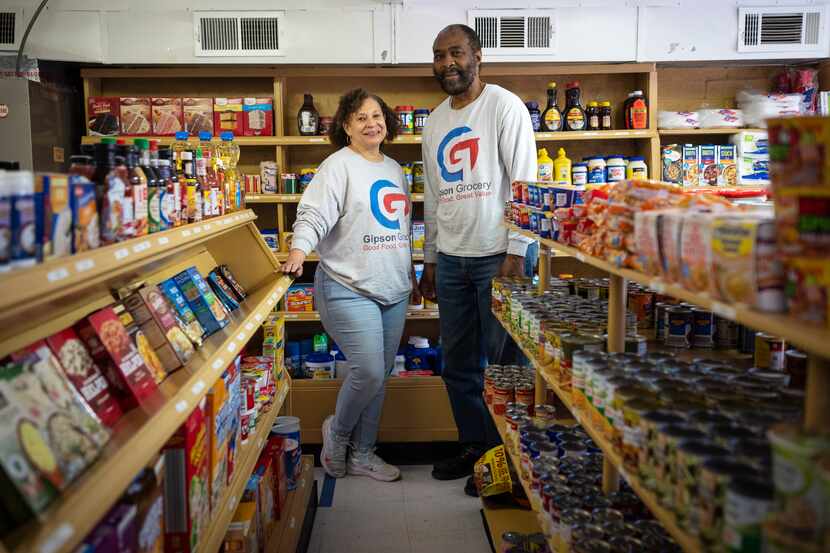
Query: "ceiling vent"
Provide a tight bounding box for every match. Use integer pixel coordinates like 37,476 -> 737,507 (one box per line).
193,11 -> 284,57
0,9 -> 22,51
738,6 -> 826,53
468,9 -> 556,56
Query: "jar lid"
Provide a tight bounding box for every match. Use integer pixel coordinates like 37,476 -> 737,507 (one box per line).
414,108 -> 430,114
396,105 -> 414,111
588,101 -> 598,107
628,156 -> 645,161
526,101 -> 539,109
573,162 -> 588,167
566,81 -> 580,89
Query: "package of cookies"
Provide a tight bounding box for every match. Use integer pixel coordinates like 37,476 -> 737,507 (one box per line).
151,97 -> 184,136
214,97 -> 244,136
45,328 -> 123,427
120,97 -> 152,136
243,97 -> 274,136
112,302 -> 168,385
183,97 -> 214,135
87,97 -> 121,136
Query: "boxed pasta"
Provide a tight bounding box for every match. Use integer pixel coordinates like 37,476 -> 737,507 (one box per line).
698,145 -> 719,186
661,144 -> 682,184
120,97 -> 152,136
158,279 -> 205,347
682,145 -> 699,188
173,268 -> 229,336
214,97 -> 244,136
45,328 -> 123,427
183,98 -> 214,135
163,397 -> 210,553
243,97 -> 274,136
717,145 -> 737,186
87,97 -> 120,136
151,97 -> 184,136
124,285 -> 196,372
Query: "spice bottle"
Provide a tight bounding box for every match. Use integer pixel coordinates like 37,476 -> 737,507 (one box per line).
624,91 -> 648,129
599,101 -> 613,130
563,81 -> 587,131
526,101 -> 541,132
541,82 -> 563,132
587,101 -> 600,131
298,93 -> 319,136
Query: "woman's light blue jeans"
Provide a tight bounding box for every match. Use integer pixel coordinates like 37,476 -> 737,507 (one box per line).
314,268 -> 409,450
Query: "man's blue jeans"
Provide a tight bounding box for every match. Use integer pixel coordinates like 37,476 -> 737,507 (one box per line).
436,252 -> 506,447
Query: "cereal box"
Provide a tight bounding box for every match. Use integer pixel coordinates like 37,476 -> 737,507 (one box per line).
224,502 -> 258,553
151,97 -> 184,136
122,454 -> 165,553
120,97 -> 152,136
183,98 -> 214,135
661,144 -> 682,184
173,268 -> 229,336
45,328 -> 123,427
682,145 -> 699,188
698,145 -> 718,186
206,375 -> 231,513
87,97 -> 120,136
158,279 -> 205,347
214,97 -> 244,136
39,173 -> 72,260
188,267 -> 230,327
163,397 -> 210,553
70,175 -> 100,253
124,285 -> 196,371
717,145 -> 737,187
285,284 -> 314,312
243,97 -> 274,137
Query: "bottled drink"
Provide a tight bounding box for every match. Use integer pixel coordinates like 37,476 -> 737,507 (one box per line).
157,149 -> 176,230
183,149 -> 200,224
219,131 -> 241,212
194,148 -> 208,221
563,81 -> 587,131
541,82 -> 563,132
125,144 -> 148,237
171,131 -> 190,178
94,144 -> 129,244
298,93 -> 319,136
147,140 -> 163,233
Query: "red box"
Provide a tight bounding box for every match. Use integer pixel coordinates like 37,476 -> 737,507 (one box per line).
242,97 -> 274,137
45,328 -> 123,427
120,97 -> 152,136
76,306 -> 159,410
87,97 -> 121,136
214,97 -> 244,136
263,436 -> 288,520
151,97 -> 184,136
164,397 -> 210,553
183,98 -> 214,135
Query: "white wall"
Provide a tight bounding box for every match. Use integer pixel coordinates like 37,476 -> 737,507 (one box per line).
5,0 -> 830,64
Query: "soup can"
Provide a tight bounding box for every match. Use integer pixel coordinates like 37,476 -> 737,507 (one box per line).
721,475 -> 774,553
665,307 -> 693,348
754,333 -> 786,370
692,308 -> 715,348
697,459 -> 755,544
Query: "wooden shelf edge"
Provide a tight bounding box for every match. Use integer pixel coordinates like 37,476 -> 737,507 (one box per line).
509,224 -> 830,359
201,385 -> 290,553
5,276 -> 293,553
658,127 -> 766,136
271,456 -> 315,553
534,130 -> 657,141
282,310 -> 439,321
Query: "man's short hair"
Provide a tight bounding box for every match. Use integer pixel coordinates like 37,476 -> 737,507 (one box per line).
440,24 -> 482,53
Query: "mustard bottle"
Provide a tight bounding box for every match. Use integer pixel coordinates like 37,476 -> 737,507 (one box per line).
537,148 -> 554,182
554,148 -> 571,185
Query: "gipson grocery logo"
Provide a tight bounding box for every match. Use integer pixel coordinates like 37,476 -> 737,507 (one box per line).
370,179 -> 410,230
437,126 -> 479,183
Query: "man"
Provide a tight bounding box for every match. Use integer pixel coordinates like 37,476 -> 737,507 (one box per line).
420,24 -> 536,491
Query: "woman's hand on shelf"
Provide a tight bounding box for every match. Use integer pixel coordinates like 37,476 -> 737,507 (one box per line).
410,264 -> 423,306
281,249 -> 307,277
420,263 -> 438,302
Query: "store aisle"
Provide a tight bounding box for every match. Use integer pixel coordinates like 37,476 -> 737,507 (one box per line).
308,466 -> 492,553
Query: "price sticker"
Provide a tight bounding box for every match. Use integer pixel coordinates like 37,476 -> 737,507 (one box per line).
175,400 -> 188,413
182,230 -> 192,237
712,301 -> 737,320
245,322 -> 255,331
226,341 -> 237,353
193,226 -> 202,234
40,523 -> 74,553
132,241 -> 151,254
212,358 -> 225,370
204,224 -> 212,231
157,236 -> 170,245
255,313 -> 264,321
191,380 -> 205,395
75,258 -> 95,272
228,496 -> 238,511
650,280 -> 666,294
576,252 -> 586,263
114,248 -> 130,261
47,267 -> 70,282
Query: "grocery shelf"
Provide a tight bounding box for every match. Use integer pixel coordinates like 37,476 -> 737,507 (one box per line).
5,276 -> 293,553
535,129 -> 656,141
80,135 -> 287,147
510,224 -> 830,359
493,313 -> 704,553
282,310 -> 440,321
272,251 -> 424,262
202,384 -> 289,553
267,456 -> 316,553
658,128 -> 765,136
246,193 -> 424,204
0,210 -> 257,350
480,493 -> 543,552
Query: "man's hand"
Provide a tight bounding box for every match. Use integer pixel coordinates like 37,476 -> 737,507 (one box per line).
419,263 -> 438,301
498,254 -> 525,277
281,249 -> 306,277
410,265 -> 423,306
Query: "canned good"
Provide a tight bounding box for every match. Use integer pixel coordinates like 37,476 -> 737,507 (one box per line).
784,349 -> 808,389
697,458 -> 755,544
607,536 -> 643,553
621,398 -> 659,470
754,333 -> 786,370
639,411 -> 685,488
692,308 -> 715,348
627,288 -> 654,330
624,334 -> 647,356
560,333 -> 604,391
716,316 -> 739,348
493,380 -> 514,415
281,173 -> 298,194
572,352 -> 605,409
665,307 -> 693,348
501,532 -> 524,552
673,440 -> 729,527
654,425 -> 706,506
558,509 -> 592,552
654,302 -> 671,341
738,325 -> 756,354
722,475 -> 774,553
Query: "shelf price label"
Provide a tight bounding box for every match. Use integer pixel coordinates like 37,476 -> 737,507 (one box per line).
175,400 -> 188,413
157,236 -> 170,245
47,267 -> 70,282
212,358 -> 225,370
712,301 -> 737,321
40,523 -> 74,553
132,241 -> 151,254
114,248 -> 130,261
182,229 -> 192,237
190,380 -> 206,395
226,341 -> 237,353
75,258 -> 95,273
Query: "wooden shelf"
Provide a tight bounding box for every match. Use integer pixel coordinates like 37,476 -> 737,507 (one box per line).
658,128 -> 765,136
493,313 -> 704,553
6,276 -> 293,553
510,224 -> 830,359
272,251 -> 424,262
267,456 -> 316,553
535,129 -> 656,141
247,194 -> 423,204
80,135 -> 285,147
0,210 -> 257,358
201,385 -> 289,553
282,309 -> 439,321
480,498 -> 542,552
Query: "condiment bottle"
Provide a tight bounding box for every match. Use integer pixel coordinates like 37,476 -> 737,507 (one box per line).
624,91 -> 648,129
541,82 -> 563,132
587,101 -> 600,131
157,149 -> 176,230
132,140 -> 152,236
298,93 -> 319,136
537,148 -> 554,182
125,145 -> 148,239
194,147 -> 210,221
599,101 -> 613,130
526,101 -> 541,132
184,149 -> 201,224
554,147 -> 572,184
563,81 -> 587,131
147,140 -> 163,233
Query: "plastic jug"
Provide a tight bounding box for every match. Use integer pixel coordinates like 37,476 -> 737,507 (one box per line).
537,148 -> 553,182
405,336 -> 438,372
554,148 -> 572,185
304,352 -> 334,379
285,341 -> 302,378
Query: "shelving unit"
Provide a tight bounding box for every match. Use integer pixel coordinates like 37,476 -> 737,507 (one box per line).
245,193 -> 425,204
0,206 -> 294,553
281,310 -> 439,322
658,127 -> 765,135
266,456 -> 317,553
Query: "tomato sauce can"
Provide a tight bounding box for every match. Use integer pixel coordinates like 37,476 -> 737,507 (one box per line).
692,308 -> 715,348
753,333 -> 786,370
665,307 -> 693,348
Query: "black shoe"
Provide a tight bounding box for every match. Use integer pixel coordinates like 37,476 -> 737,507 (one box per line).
464,475 -> 479,497
431,444 -> 485,480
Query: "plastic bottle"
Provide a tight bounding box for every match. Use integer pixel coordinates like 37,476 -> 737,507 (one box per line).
626,156 -> 648,180
526,101 -> 541,132
171,131 -> 190,177
157,149 -> 176,230
184,149 -> 201,223
147,140 -> 163,233
219,131 -> 241,212
125,145 -> 148,238
541,82 -> 563,132
537,148 -> 554,182
9,171 -> 37,267
553,148 -> 572,185
587,101 -> 600,131
624,90 -> 649,129
132,140 -> 152,236
298,93 -> 319,136
194,147 -> 209,220
405,336 -> 437,372
563,81 -> 587,131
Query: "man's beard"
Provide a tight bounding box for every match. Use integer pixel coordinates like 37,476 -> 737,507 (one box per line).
434,66 -> 475,96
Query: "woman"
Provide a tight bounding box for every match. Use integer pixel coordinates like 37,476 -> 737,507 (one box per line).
281,89 -> 419,482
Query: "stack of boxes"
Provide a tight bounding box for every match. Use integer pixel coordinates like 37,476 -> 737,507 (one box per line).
662,143 -> 739,187
732,130 -> 770,185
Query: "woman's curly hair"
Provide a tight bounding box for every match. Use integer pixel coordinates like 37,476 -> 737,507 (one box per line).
329,88 -> 399,148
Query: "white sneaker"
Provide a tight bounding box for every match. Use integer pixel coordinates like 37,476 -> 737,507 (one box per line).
321,415 -> 349,478
347,448 -> 401,482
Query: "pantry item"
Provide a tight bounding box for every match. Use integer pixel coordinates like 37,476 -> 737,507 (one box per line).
9,170 -> 38,267
717,145 -> 737,186
40,173 -> 71,260
159,279 -> 205,347
298,93 -> 319,136
260,161 -> 278,194
587,156 -> 606,184
151,98 -> 184,136
414,109 -> 429,134
785,257 -> 830,329
699,145 -> 719,186
554,148 -> 571,185
624,90 -> 648,129
526,101 -> 541,131
722,475 -> 774,553
125,285 -> 196,372
754,333 -> 786,371
599,101 -> 613,130
682,145 -> 700,188
658,111 -> 700,129
662,144 -> 682,184
396,105 -> 414,134
572,163 -> 588,186
605,155 -> 626,183
587,101 -> 600,131
183,98 -> 214,135
70,175 -> 100,253
173,268 -> 229,336
317,116 -> 333,135
536,148 -> 554,182
697,458 -> 755,544
699,108 -> 744,128
120,97 -> 152,136
242,97 -> 273,136
564,82 -> 587,131
87,97 -> 121,136
542,81 -> 563,132
665,306 -> 693,348
214,97 -> 244,136
626,157 -> 647,180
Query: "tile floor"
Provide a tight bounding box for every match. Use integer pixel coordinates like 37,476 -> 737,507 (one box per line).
307,465 -> 493,553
